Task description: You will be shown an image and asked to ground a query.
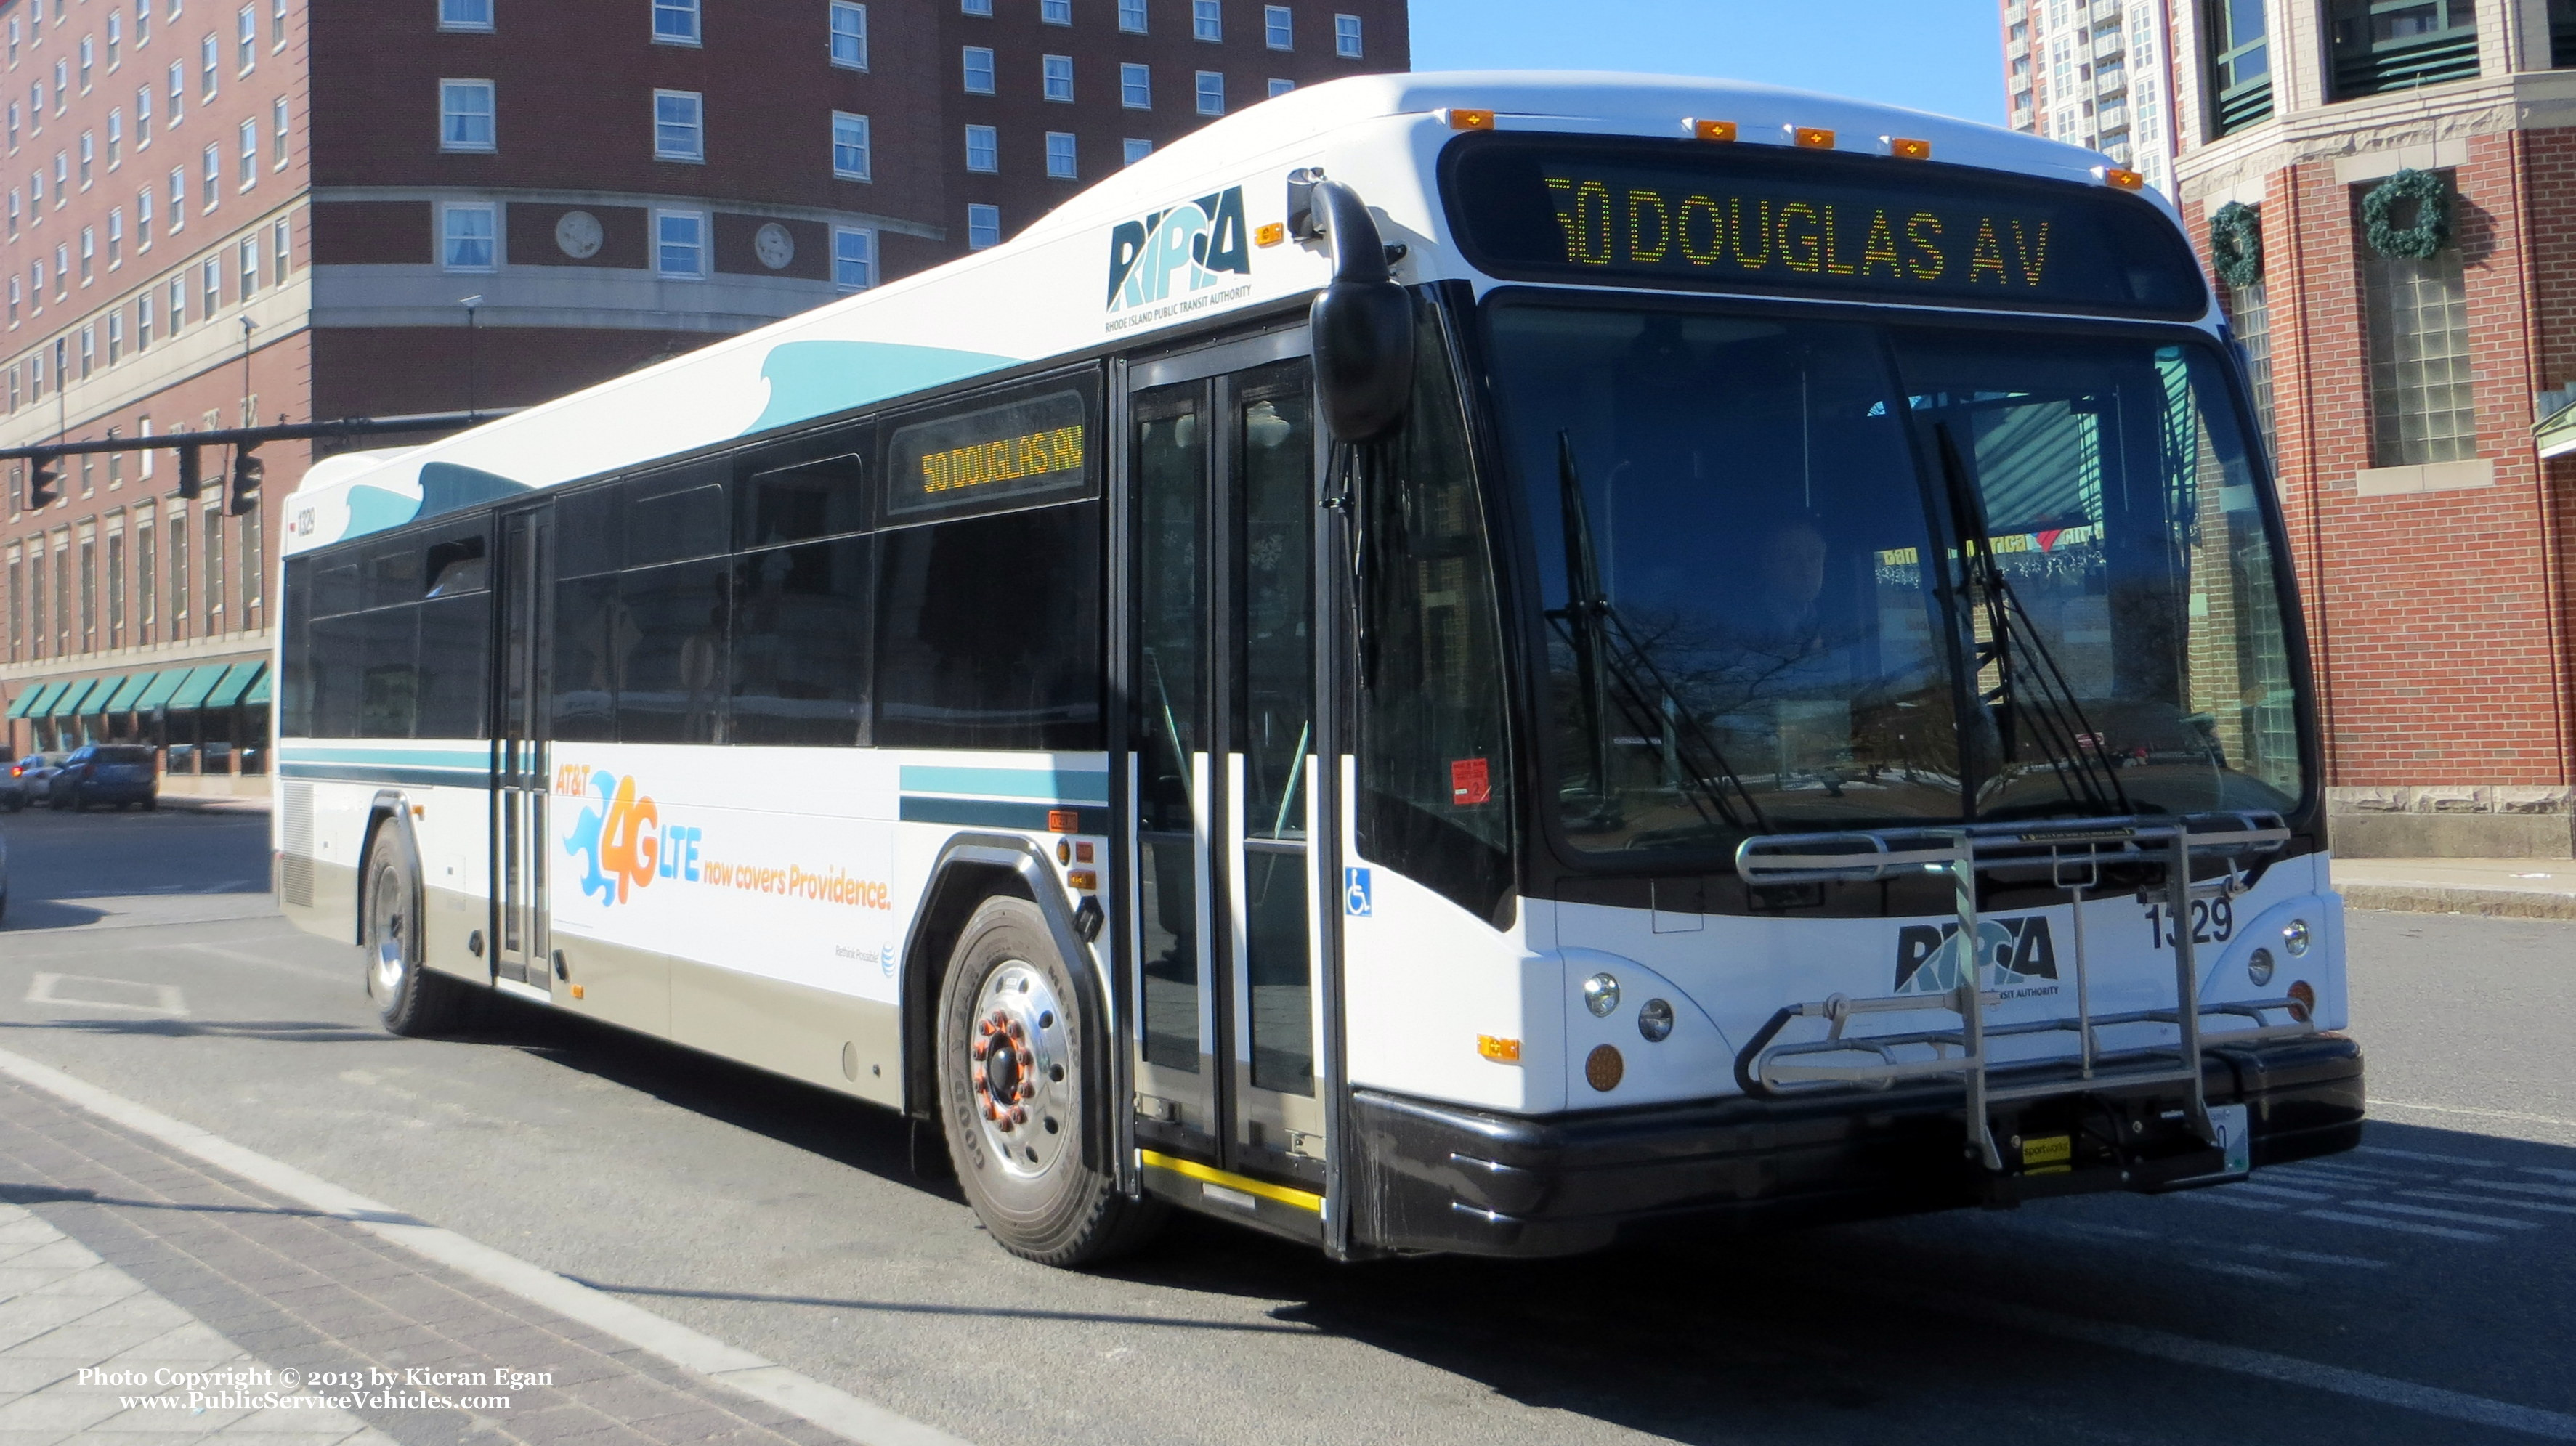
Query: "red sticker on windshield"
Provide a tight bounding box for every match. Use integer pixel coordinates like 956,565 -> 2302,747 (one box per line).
1451,757 -> 1492,806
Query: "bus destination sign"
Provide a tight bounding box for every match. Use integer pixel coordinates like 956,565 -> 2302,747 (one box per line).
886,386 -> 1095,520
1443,136 -> 2207,319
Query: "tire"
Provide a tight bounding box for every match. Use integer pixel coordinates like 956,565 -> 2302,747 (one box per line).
362,818 -> 466,1036
936,895 -> 1163,1267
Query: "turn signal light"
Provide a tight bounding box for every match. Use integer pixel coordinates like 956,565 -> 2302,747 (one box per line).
1792,126 -> 1836,150
1690,118 -> 1738,142
2103,166 -> 2146,190
1448,108 -> 1495,131
1477,1034 -> 1522,1063
2287,980 -> 2315,1023
1585,1044 -> 1625,1092
1047,808 -> 1080,833
1066,869 -> 1098,892
1888,137 -> 1932,160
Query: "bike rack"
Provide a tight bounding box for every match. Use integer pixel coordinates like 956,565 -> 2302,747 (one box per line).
1733,812 -> 2314,1172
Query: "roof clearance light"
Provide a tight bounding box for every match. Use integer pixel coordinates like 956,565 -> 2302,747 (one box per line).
1478,1034 -> 1523,1064
1888,136 -> 1932,161
1447,107 -> 1495,132
1254,222 -> 1287,248
1690,118 -> 1738,142
1792,126 -> 1836,150
2103,166 -> 2147,190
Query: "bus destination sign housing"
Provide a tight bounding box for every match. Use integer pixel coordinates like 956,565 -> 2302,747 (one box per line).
1442,134 -> 2208,320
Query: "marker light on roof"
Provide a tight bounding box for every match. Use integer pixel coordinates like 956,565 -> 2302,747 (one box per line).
1690,118 -> 1738,142
1887,137 -> 1932,161
2102,166 -> 2146,190
1254,222 -> 1286,248
1446,108 -> 1494,131
1792,126 -> 1836,150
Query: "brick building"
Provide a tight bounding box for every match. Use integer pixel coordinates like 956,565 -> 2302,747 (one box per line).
2155,0 -> 2576,857
0,0 -> 1405,792
2001,0 -> 2183,198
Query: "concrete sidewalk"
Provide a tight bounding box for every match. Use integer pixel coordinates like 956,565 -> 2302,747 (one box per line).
2333,857 -> 2576,919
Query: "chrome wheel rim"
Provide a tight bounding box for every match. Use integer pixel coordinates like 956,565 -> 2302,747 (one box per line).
368,864 -> 409,1001
968,960 -> 1072,1179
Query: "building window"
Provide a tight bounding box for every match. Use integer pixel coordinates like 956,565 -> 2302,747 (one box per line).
168,272 -> 184,328
2362,204 -> 2474,466
1045,129 -> 1074,178
965,123 -> 997,172
1195,68 -> 1222,114
1268,76 -> 1291,98
1042,0 -> 1072,20
1123,136 -> 1151,164
962,45 -> 994,94
1119,0 -> 1146,31
1042,53 -> 1072,101
272,216 -> 288,282
107,109 -> 121,167
235,115 -> 252,186
440,78 -> 494,151
2229,277 -> 2277,458
165,164 -> 182,230
137,292 -> 150,347
78,33 -> 90,89
4,276 -> 14,325
962,0 -> 991,12
109,11 -> 123,68
7,104 -> 17,152
137,86 -> 151,145
135,0 -> 150,46
438,0 -> 491,28
78,223 -> 91,281
832,224 -> 872,288
1191,0 -> 1219,40
205,508 -> 222,630
273,0 -> 287,49
201,254 -> 217,314
238,232 -> 256,295
655,208 -> 703,276
832,110 -> 870,179
1121,61 -> 1149,107
76,129 -> 88,187
77,322 -> 90,376
105,206 -> 120,267
106,308 -> 121,362
828,1 -> 865,68
271,97 -> 285,167
198,33 -> 215,98
653,89 -> 702,161
7,190 -> 16,240
2553,0 -> 2576,66
1334,12 -> 1361,57
166,58 -> 181,125
2329,0 -> 2479,98
137,187 -> 151,245
967,202 -> 999,249
235,2 -> 254,71
2207,0 -> 2271,133
442,200 -> 493,269
54,58 -> 66,111
198,139 -> 214,206
652,0 -> 698,44
1265,4 -> 1289,47
49,242 -> 62,292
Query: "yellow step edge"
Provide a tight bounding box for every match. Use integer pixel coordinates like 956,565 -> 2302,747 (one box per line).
1137,1149 -> 1324,1212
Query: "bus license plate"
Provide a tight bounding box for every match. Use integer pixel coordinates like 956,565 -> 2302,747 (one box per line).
2209,1103 -> 2251,1177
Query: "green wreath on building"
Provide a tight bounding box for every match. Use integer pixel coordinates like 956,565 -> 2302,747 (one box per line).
2209,201 -> 2263,288
2362,168 -> 2450,260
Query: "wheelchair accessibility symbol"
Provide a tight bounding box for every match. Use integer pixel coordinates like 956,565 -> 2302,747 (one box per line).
1344,867 -> 1372,917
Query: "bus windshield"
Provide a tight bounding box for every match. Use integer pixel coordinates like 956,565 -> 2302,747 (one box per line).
1485,295 -> 2306,858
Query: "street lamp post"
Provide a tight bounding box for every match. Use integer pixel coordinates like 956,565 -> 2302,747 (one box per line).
459,295 -> 484,416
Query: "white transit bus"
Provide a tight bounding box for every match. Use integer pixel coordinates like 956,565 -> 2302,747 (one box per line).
274,72 -> 2361,1265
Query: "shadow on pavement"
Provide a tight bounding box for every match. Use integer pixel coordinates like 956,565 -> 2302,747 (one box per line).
0,899 -> 107,931
0,1017 -> 392,1044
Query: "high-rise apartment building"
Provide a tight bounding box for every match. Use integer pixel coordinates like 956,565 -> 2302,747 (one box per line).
2001,0 -> 2179,197
0,0 -> 1406,789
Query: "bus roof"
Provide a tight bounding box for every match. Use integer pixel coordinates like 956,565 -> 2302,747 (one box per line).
282,70 -> 2142,557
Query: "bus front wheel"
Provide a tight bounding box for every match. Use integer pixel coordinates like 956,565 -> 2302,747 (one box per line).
936,895 -> 1163,1267
362,819 -> 466,1036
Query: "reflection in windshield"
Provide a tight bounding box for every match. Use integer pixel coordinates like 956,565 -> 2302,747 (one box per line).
1487,300 -> 2303,856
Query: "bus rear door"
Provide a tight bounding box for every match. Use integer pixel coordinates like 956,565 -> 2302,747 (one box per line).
492,503 -> 553,992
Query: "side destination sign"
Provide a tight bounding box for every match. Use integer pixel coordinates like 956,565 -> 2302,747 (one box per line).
886,385 -> 1095,520
1442,134 -> 2208,320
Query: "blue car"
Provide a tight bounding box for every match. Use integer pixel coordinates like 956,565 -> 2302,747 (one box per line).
50,744 -> 158,811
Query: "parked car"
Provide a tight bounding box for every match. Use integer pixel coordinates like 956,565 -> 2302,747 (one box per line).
49,744 -> 158,811
5,752 -> 67,811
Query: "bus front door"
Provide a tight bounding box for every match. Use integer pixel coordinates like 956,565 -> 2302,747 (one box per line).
492,505 -> 552,991
1127,333 -> 1329,1214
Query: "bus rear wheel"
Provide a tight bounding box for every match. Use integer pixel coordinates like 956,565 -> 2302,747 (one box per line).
936,895 -> 1163,1267
362,819 -> 466,1036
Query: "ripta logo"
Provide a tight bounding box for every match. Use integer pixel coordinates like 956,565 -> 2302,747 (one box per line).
1106,187 -> 1252,312
1894,917 -> 2059,994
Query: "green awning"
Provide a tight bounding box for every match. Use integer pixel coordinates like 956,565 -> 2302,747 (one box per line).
243,670 -> 271,706
132,667 -> 192,711
201,662 -> 264,710
20,681 -> 66,718
72,675 -> 126,714
3,683 -> 49,719
2540,400 -> 2576,459
166,665 -> 226,712
100,672 -> 158,712
47,678 -> 100,718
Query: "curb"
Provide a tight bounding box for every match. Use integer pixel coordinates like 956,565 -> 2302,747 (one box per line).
2341,883 -> 2576,919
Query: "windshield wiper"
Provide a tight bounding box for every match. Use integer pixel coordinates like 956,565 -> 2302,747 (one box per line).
1931,421 -> 2131,817
1547,431 -> 1769,837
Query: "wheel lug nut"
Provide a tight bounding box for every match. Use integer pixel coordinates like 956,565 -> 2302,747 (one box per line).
971,1039 -> 988,1060
1012,1106 -> 1029,1124
1016,1049 -> 1034,1068
971,1068 -> 986,1090
1008,1020 -> 1026,1041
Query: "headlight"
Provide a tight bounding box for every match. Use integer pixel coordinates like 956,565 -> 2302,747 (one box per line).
1582,972 -> 1620,1017
1637,998 -> 1674,1042
2245,947 -> 2275,987
2283,919 -> 2311,956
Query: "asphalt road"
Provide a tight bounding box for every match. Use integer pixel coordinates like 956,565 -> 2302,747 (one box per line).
3,803 -> 2575,1446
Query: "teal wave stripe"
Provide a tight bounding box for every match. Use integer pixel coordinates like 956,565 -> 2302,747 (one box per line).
898,765 -> 1110,806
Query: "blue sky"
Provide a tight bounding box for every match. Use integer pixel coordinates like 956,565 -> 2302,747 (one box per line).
1409,1 -> 2006,126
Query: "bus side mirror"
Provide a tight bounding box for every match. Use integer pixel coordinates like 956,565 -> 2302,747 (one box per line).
1298,175 -> 1414,444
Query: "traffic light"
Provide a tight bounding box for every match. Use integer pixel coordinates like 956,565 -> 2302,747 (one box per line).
25,455 -> 60,510
175,443 -> 202,500
227,443 -> 262,515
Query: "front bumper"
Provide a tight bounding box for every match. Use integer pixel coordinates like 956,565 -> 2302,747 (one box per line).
1350,1033 -> 2363,1258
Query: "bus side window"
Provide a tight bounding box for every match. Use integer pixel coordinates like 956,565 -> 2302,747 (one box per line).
552,574 -> 620,743
617,561 -> 730,744
626,467 -> 729,569
355,604 -> 421,739
280,556 -> 315,738
875,502 -> 1102,751
732,535 -> 871,747
417,589 -> 492,739
738,445 -> 867,548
